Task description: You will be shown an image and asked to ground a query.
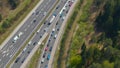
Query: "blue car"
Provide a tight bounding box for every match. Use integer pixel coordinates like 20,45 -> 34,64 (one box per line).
47,54 -> 50,60
45,65 -> 48,68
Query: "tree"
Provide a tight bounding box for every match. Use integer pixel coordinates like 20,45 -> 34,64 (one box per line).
114,59 -> 120,68
69,55 -> 82,68
102,60 -> 114,68
8,0 -> 19,9
0,14 -> 2,21
2,19 -> 11,28
89,63 -> 102,68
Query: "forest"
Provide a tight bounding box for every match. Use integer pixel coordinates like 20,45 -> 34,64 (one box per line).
68,0 -> 120,68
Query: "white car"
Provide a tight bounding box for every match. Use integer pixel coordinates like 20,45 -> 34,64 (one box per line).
13,36 -> 19,43
41,58 -> 45,63
18,32 -> 23,37
52,28 -> 55,33
54,34 -> 57,39
28,41 -> 32,45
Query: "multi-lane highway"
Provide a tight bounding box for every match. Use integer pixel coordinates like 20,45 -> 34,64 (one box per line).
39,0 -> 75,68
0,0 -> 58,67
11,0 -> 69,68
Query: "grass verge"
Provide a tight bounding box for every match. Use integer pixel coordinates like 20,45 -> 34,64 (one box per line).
0,0 -> 40,45
54,0 -> 95,68
53,0 -> 82,68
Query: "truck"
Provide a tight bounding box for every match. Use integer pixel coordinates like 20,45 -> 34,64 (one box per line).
48,14 -> 56,25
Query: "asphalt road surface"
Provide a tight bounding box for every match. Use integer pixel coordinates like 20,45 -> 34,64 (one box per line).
11,0 -> 69,68
0,0 -> 57,67
39,0 -> 75,68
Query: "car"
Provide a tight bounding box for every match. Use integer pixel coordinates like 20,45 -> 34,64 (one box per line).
33,42 -> 37,45
13,36 -> 19,43
54,34 -> 57,39
44,28 -> 47,32
47,54 -> 50,60
18,32 -> 23,37
21,58 -> 25,63
47,44 -> 49,47
22,47 -> 27,53
45,65 -> 48,68
57,28 -> 59,31
27,50 -> 31,54
48,39 -> 51,42
42,58 -> 45,63
56,22 -> 58,25
15,57 -> 20,63
41,58 -> 45,63
47,22 -> 51,25
33,19 -> 36,23
36,11 -> 39,15
45,47 -> 48,51
40,35 -> 42,38
49,46 -> 52,51
28,41 -> 32,45
56,5 -> 60,9
43,52 -> 46,58
66,10 -> 68,13
52,28 -> 55,33
44,21 -> 47,24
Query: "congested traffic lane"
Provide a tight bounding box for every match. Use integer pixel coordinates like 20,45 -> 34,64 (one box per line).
11,0 -> 62,68
0,0 -> 57,68
39,0 -> 75,68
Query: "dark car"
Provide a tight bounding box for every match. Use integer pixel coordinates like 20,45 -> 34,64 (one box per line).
33,42 -> 37,45
21,58 -> 26,63
45,65 -> 48,68
40,35 -> 42,38
15,57 -> 20,63
27,50 -> 31,54
33,19 -> 36,23
36,11 -> 39,15
43,52 -> 46,58
49,46 -> 52,51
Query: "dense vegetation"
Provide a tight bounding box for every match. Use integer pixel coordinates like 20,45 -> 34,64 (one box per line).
8,0 -> 20,9
68,0 -> 120,68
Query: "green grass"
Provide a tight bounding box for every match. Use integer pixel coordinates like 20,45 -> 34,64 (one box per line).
54,0 -> 82,68
54,0 -> 95,67
68,0 -> 94,66
0,0 -> 40,45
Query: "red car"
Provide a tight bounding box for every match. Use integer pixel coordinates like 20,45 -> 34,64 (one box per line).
45,47 -> 48,51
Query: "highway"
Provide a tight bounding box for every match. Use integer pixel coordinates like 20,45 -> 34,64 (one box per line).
0,0 -> 57,67
39,0 -> 75,68
11,0 -> 69,68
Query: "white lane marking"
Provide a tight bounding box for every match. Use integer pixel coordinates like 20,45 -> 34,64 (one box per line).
3,54 -> 5,57
10,55 -> 12,57
0,59 -> 1,61
6,53 -> 9,56
2,51 -> 6,54
24,29 -> 27,31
